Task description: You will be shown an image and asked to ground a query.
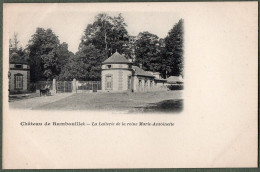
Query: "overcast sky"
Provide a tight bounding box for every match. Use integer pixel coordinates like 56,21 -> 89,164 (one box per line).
4,3 -> 181,53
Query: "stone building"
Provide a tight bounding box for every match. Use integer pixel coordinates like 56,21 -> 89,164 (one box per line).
101,52 -> 167,92
9,53 -> 30,93
101,51 -> 133,92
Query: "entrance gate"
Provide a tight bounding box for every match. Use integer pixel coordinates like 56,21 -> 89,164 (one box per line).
36,80 -> 101,93
56,81 -> 72,93
77,81 -> 101,92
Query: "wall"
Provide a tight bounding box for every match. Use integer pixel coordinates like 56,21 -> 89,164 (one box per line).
101,64 -> 167,92
132,76 -> 168,92
133,76 -> 155,92
9,69 -> 28,91
101,64 -> 132,92
9,63 -> 30,91
102,64 -> 131,70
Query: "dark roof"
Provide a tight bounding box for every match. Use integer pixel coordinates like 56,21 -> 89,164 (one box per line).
155,78 -> 167,82
10,53 -> 28,64
132,66 -> 155,78
102,52 -> 133,64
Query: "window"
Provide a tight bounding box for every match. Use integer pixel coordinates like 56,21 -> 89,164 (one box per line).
138,79 -> 142,87
105,75 -> 112,90
15,64 -> 22,69
106,65 -> 112,69
14,74 -> 23,89
144,80 -> 148,88
128,76 -> 131,90
150,81 -> 153,88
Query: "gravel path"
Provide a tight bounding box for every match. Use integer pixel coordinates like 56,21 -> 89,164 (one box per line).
9,91 -> 183,112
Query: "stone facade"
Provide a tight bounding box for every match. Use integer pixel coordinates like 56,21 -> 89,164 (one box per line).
9,63 -> 30,92
101,52 -> 167,92
9,53 -> 30,93
101,64 -> 132,92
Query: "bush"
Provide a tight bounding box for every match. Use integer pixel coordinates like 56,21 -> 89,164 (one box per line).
167,84 -> 183,90
9,90 -> 32,95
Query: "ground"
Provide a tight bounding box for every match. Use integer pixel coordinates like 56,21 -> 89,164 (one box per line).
9,91 -> 183,113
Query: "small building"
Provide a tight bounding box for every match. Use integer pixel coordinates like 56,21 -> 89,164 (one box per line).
9,53 -> 30,93
101,52 -> 167,92
101,51 -> 133,92
167,76 -> 184,85
132,66 -> 156,92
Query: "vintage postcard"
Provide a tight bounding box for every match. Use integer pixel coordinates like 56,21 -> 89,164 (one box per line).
2,2 -> 258,169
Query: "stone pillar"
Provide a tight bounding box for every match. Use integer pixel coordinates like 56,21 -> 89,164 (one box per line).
52,78 -> 56,94
72,79 -> 77,93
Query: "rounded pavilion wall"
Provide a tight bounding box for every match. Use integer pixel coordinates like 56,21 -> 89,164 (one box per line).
119,69 -> 133,91
101,64 -> 132,92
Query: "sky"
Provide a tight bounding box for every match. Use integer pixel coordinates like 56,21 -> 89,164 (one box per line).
4,3 -> 181,53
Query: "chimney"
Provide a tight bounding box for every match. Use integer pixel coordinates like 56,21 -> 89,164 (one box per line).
139,63 -> 142,69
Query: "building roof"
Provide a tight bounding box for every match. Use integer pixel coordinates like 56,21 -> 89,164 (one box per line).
9,53 -> 28,64
132,66 -> 155,78
102,52 -> 133,64
167,76 -> 183,83
155,78 -> 167,82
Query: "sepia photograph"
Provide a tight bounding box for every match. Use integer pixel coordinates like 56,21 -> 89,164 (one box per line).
2,2 -> 258,169
7,7 -> 184,113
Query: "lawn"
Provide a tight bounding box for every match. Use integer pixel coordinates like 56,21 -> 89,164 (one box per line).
9,90 -> 183,113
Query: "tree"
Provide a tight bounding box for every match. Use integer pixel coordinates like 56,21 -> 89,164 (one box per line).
79,13 -> 129,55
59,44 -> 106,81
75,13 -> 130,80
164,19 -> 184,77
110,13 -> 129,57
56,42 -> 71,74
79,13 -> 112,56
9,32 -> 20,54
9,32 -> 27,60
27,28 -> 71,82
13,33 -> 19,51
134,31 -> 161,72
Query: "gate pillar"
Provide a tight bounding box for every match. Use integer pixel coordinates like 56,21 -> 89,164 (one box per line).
52,78 -> 56,94
72,79 -> 77,93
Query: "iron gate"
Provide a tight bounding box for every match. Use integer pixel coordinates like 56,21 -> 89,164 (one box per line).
77,81 -> 101,92
37,80 -> 101,93
56,81 -> 72,93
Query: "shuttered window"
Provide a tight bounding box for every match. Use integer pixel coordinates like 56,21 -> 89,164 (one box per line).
14,74 -> 23,89
105,75 -> 112,90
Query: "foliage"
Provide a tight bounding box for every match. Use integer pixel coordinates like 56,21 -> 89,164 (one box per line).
27,28 -> 72,82
79,13 -> 129,56
59,44 -> 106,81
74,13 -> 130,80
164,19 -> 184,77
134,31 -> 162,72
167,84 -> 184,90
22,15 -> 184,82
133,19 -> 184,78
9,33 -> 27,58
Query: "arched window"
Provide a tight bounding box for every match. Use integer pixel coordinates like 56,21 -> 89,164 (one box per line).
14,73 -> 23,90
